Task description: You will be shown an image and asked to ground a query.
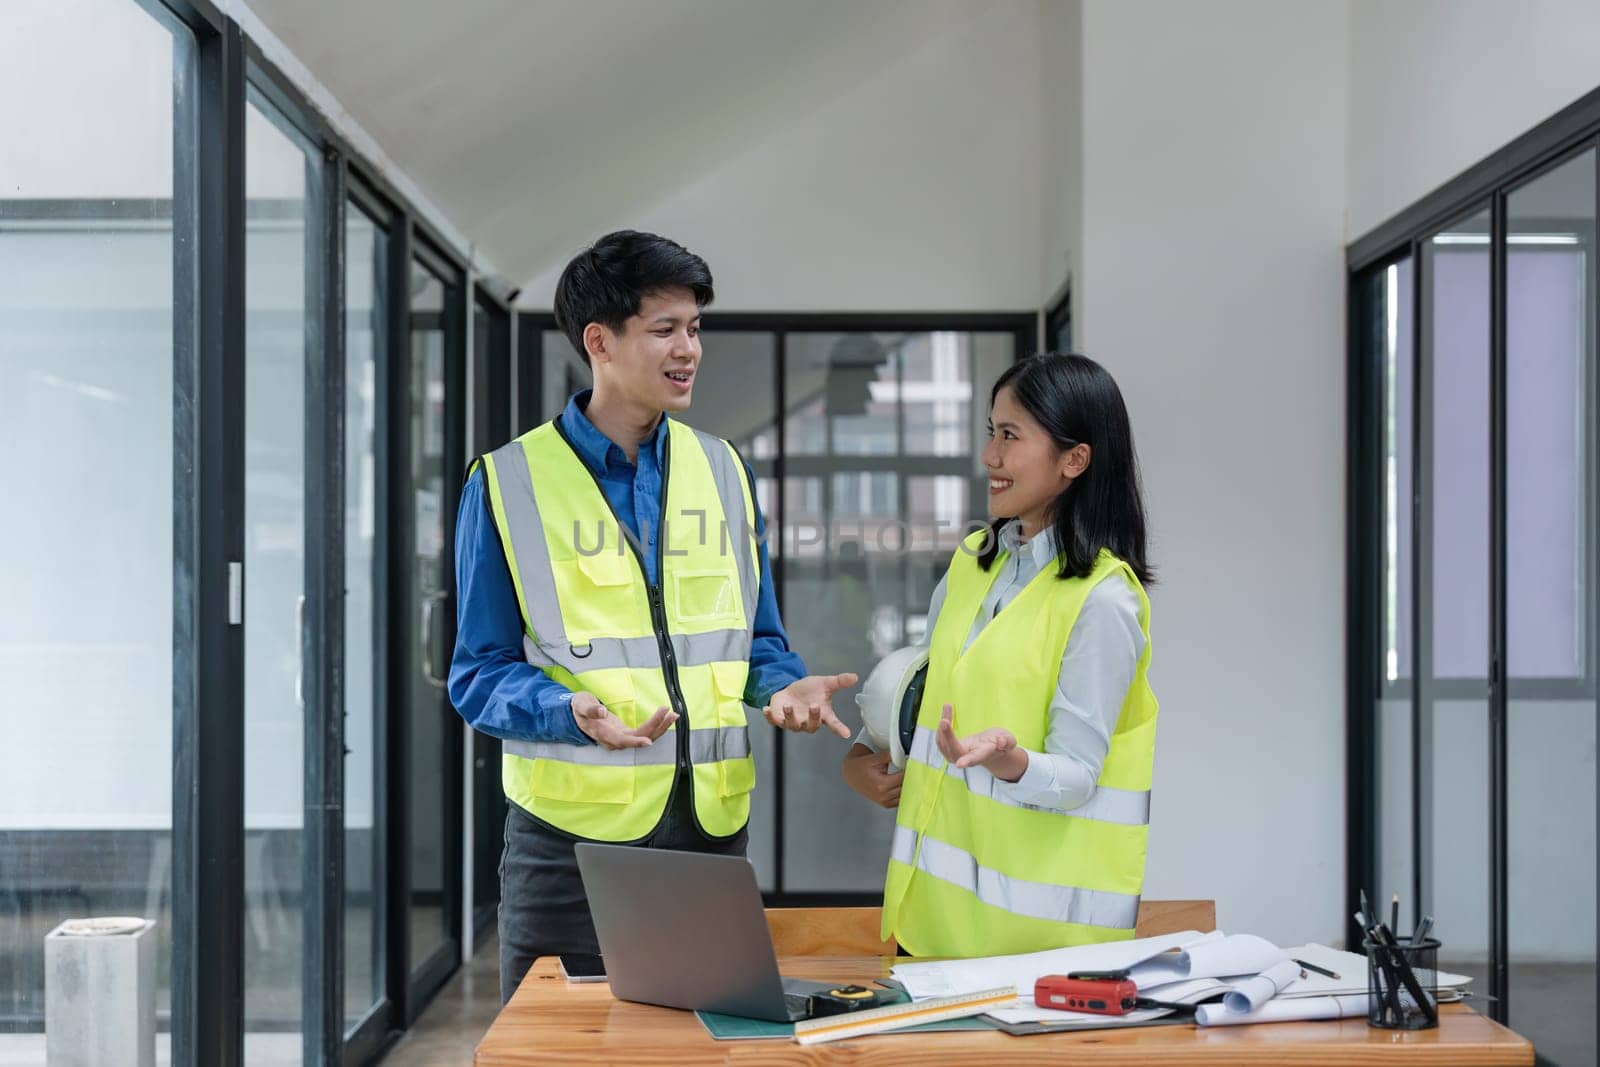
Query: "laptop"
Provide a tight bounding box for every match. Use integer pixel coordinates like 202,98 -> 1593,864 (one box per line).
574,843 -> 836,1022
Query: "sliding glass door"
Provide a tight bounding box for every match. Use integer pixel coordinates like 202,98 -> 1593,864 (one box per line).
1351,143 -> 1598,1065
398,242 -> 465,1014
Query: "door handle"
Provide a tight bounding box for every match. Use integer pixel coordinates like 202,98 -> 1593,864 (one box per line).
421,590 -> 450,689
294,593 -> 306,708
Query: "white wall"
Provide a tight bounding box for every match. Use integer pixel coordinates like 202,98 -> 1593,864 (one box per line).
1072,0 -> 1350,948
1038,0 -> 1082,310
1347,0 -> 1600,240
517,2 -> 1044,313
0,0 -> 173,198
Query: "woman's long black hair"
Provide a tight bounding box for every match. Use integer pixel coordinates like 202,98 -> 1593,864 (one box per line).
978,352 -> 1154,584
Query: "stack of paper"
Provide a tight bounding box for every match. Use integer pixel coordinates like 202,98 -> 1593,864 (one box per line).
889,933 -> 1475,1031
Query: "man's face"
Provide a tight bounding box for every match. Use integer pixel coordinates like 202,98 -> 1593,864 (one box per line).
590,287 -> 702,414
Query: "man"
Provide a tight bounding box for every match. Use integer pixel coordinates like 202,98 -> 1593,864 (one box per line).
449,230 -> 857,1002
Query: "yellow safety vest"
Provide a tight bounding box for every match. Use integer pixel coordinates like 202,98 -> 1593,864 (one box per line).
478,417 -> 759,842
882,534 -> 1158,957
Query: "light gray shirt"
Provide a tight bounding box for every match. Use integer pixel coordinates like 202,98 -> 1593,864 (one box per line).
860,519 -> 1146,812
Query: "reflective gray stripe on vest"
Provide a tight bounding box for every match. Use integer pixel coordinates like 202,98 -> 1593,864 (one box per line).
488,438 -> 569,648
522,627 -> 753,676
907,726 -> 1151,826
891,824 -> 1139,930
689,724 -> 751,763
692,428 -> 759,632
505,737 -> 676,766
504,724 -> 751,766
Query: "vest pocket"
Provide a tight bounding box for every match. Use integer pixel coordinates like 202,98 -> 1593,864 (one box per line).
529,677 -> 640,805
556,547 -> 639,635
709,661 -> 756,797
718,756 -> 756,798
669,567 -> 740,624
529,759 -> 636,805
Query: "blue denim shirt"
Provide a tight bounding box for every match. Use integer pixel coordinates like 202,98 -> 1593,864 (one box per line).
448,391 -> 806,744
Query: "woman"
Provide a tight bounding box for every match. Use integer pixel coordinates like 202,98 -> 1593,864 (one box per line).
843,352 -> 1158,958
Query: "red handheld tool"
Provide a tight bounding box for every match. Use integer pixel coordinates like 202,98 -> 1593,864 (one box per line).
1034,973 -> 1139,1015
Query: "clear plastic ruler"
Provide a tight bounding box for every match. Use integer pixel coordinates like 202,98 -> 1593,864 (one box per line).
792,985 -> 1017,1045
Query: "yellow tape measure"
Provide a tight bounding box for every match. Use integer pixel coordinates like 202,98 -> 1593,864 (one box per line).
792,985 -> 1017,1045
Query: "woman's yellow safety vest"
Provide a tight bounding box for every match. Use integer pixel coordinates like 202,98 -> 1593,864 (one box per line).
478,417 -> 759,842
882,533 -> 1157,957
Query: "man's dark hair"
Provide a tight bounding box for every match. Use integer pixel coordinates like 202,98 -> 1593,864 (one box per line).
552,230 -> 714,364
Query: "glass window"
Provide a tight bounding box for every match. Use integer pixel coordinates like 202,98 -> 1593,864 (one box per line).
1421,206 -> 1493,997
1361,255 -> 1416,982
407,256 -> 454,975
779,331 -> 1014,892
539,328 -> 590,423
1427,212 -> 1492,681
242,96 -> 311,1059
470,293 -> 511,925
681,332 -> 779,889
343,202 -> 385,1032
472,295 -> 511,457
1506,149 -> 1597,1061
0,1 -> 180,1056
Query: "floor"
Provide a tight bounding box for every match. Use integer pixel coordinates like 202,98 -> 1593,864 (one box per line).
379,932 -> 503,1067
1441,959 -> 1597,1067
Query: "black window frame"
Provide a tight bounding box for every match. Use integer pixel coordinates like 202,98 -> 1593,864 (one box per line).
71,2 -> 506,1063
1347,81 -> 1600,1039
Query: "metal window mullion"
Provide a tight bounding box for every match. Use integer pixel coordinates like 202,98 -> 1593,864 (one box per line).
355,194 -> 397,1054
442,266 -> 470,975
773,328 -> 787,894
460,273 -> 476,966
1415,242 -> 1434,930
301,146 -> 345,1067
1344,264 -> 1381,950
171,14 -> 246,1067
382,214 -> 414,1025
1488,192 -> 1511,1026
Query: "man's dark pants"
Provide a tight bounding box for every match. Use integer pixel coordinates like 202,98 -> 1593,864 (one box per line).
497,779 -> 749,1003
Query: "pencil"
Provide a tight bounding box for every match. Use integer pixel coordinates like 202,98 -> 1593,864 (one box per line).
1292,958 -> 1341,981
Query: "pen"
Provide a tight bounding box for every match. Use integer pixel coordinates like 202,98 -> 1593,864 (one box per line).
1293,958 -> 1340,981
1391,891 -> 1400,935
1412,914 -> 1434,944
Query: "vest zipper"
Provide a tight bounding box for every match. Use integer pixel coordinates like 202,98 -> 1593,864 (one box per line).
551,418 -> 696,821
650,439 -> 695,787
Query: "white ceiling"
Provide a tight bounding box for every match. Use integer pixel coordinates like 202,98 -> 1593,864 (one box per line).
246,0 -> 937,293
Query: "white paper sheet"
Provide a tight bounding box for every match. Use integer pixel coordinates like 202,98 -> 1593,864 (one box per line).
1128,933 -> 1287,987
1274,944 -> 1473,999
1195,992 -> 1369,1026
890,930 -> 1218,1000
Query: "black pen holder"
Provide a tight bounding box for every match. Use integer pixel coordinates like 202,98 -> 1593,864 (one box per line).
1364,936 -> 1440,1030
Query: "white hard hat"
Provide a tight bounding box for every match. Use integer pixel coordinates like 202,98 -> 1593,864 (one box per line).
854,645 -> 930,770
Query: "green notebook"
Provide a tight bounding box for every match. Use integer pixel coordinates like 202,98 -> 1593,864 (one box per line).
695,1010 -> 996,1041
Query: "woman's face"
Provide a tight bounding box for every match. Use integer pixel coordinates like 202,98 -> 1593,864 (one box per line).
981,385 -> 1087,537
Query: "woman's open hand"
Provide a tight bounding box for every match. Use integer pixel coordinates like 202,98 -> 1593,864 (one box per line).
934,703 -> 1027,782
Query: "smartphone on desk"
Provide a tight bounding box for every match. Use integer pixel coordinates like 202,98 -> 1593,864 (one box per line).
559,953 -> 606,983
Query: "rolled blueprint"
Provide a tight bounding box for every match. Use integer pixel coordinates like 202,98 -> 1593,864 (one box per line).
1221,959 -> 1303,1014
1195,992 -> 1369,1027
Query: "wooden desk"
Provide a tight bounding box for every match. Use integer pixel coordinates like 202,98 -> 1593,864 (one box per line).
476,956 -> 1534,1065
